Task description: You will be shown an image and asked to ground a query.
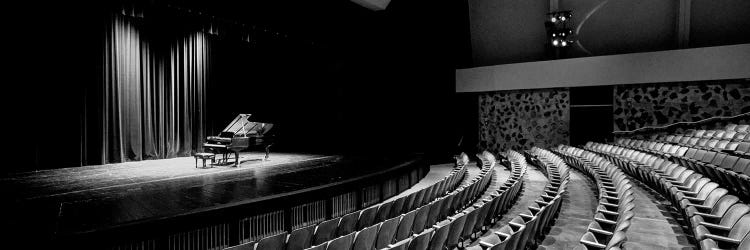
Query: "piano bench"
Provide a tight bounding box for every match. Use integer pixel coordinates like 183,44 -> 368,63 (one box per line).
194,153 -> 216,168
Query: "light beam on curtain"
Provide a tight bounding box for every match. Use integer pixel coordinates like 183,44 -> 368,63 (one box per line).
102,13 -> 209,164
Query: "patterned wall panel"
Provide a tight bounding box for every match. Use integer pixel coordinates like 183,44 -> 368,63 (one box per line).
614,79 -> 750,131
478,88 -> 570,152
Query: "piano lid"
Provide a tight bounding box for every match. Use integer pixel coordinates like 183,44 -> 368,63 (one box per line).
219,114 -> 273,137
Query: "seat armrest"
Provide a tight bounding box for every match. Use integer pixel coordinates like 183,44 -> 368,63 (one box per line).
588,227 -> 613,236
698,222 -> 731,231
479,241 -> 494,248
703,233 -> 741,245
693,212 -> 720,219
579,240 -> 606,249
683,196 -> 705,202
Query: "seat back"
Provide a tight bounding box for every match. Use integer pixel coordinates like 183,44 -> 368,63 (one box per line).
406,229 -> 433,250
375,217 -> 400,249
425,197 -> 445,227
605,231 -> 627,249
460,207 -> 480,239
403,192 -> 418,213
389,197 -> 407,219
288,225 -> 316,250
255,233 -> 287,250
375,201 -> 394,223
313,218 -> 341,245
351,224 -> 379,250
444,213 -> 467,249
411,204 -> 431,234
718,204 -> 750,227
394,210 -> 416,242
727,214 -> 750,239
337,212 -> 360,237
427,221 -> 451,250
356,206 -> 378,231
326,233 -> 355,250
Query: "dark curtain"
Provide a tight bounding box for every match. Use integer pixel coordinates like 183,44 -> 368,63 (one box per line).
99,12 -> 209,164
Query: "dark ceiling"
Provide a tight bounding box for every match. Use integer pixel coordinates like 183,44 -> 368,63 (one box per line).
467,0 -> 750,67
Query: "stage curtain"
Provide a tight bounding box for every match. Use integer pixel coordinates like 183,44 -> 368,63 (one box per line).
101,13 -> 209,163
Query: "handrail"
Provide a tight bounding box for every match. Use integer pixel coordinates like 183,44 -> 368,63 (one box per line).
613,112 -> 750,135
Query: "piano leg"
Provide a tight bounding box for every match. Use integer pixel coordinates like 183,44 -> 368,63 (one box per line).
265,145 -> 272,161
234,152 -> 240,167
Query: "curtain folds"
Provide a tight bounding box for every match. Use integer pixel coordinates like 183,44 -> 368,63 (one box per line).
101,13 -> 209,164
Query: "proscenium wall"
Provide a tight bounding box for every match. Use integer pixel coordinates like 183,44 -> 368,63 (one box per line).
478,88 -> 570,153
614,79 -> 750,131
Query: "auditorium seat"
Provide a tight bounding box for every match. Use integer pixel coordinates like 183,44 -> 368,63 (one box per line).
585,141 -> 750,250
554,145 -> 635,249
375,217 -> 401,249
337,212 -> 359,237
314,218 -> 340,245
427,220 -> 451,250
375,201 -> 395,223
444,212 -> 467,249
407,229 -> 432,250
460,206 -> 480,242
355,206 -> 378,231
579,231 -> 627,250
255,233 -> 287,250
288,225 -> 316,250
425,197 -> 444,228
411,204 -> 430,235
402,193 -> 418,214
351,224 -> 378,250
699,229 -> 750,250
394,210 -> 416,242
326,233 -> 354,250
695,214 -> 750,249
692,204 -> 749,241
685,195 -> 738,223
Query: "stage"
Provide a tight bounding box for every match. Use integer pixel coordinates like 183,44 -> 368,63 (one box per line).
0,151 -> 427,246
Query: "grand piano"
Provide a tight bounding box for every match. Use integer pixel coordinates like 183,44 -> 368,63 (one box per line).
203,114 -> 274,167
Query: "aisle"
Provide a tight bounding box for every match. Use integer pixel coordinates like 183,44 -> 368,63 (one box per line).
622,181 -> 696,249
536,169 -> 598,250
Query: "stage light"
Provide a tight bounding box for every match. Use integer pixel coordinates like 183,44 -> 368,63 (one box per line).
546,11 -> 574,49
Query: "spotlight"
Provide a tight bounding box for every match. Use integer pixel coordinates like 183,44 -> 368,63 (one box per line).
551,17 -> 557,23
552,39 -> 559,46
561,41 -> 567,47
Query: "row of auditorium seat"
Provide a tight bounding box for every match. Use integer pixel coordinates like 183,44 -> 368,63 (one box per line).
657,124 -> 750,156
225,154 -> 471,250
616,138 -> 750,200
413,151 -> 526,250
671,124 -> 749,141
466,147 -> 569,250
301,152 -> 499,250
586,142 -> 750,250
344,150 -> 528,250
555,145 -> 632,250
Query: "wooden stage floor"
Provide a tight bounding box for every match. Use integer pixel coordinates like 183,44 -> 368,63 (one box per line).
1,152 -> 416,237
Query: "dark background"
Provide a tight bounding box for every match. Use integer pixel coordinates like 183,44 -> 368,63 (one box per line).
5,0 -> 473,173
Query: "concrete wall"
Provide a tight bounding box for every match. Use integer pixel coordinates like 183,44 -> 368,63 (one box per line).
456,44 -> 750,93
